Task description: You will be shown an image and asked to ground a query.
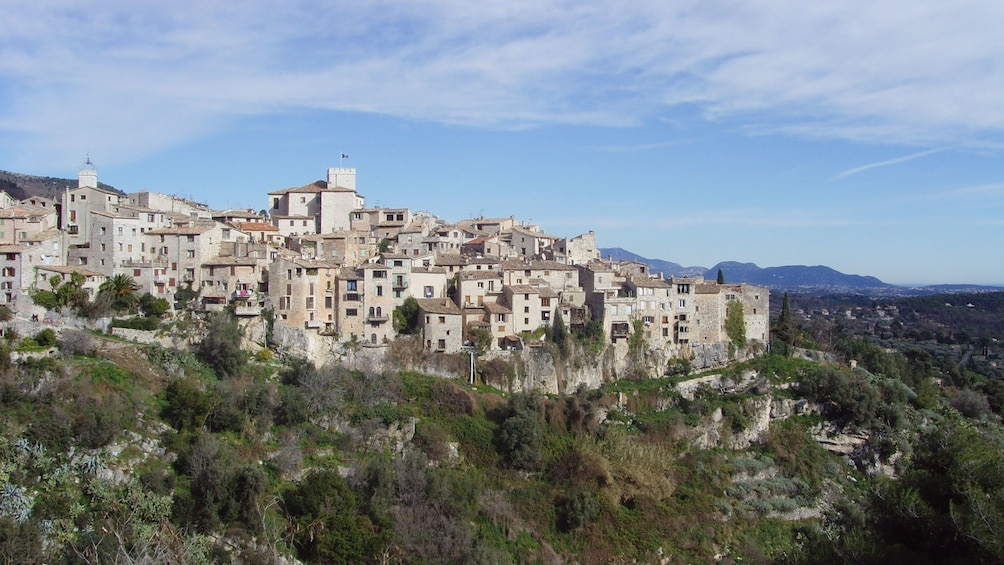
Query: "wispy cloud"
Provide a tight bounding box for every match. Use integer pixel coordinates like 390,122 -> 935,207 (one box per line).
832,148 -> 951,180
587,141 -> 683,153
3,1 -> 1004,167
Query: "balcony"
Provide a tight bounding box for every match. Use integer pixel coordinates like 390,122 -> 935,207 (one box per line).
392,279 -> 408,290
234,305 -> 261,316
305,320 -> 322,329
366,313 -> 390,324
611,323 -> 630,338
231,289 -> 255,301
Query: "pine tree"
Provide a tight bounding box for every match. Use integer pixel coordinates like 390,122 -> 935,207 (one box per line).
774,292 -> 796,353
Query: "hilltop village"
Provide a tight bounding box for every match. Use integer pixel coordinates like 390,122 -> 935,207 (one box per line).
0,161 -> 769,379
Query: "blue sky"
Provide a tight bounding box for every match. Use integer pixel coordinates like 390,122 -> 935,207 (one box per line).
1,1 -> 1003,285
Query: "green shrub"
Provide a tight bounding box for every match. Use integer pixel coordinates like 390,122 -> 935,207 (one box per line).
110,316 -> 161,331
32,329 -> 56,348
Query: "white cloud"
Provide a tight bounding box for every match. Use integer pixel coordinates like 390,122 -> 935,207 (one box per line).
832,148 -> 951,180
3,0 -> 1004,167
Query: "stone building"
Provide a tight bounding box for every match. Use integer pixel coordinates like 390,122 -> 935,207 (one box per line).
417,298 -> 463,353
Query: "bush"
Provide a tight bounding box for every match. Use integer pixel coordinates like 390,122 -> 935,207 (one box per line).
498,393 -> 544,471
950,389 -> 992,419
556,487 -> 602,531
197,313 -> 246,377
32,329 -> 56,348
284,470 -> 385,562
56,329 -> 95,356
110,316 -> 161,331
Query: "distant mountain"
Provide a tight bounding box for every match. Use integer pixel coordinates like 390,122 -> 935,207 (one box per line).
599,249 -> 899,294
0,169 -> 119,201
599,248 -> 705,277
706,261 -> 892,291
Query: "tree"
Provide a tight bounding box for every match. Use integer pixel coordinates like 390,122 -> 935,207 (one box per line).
197,313 -> 246,377
551,309 -> 569,355
99,274 -> 141,313
283,470 -> 385,562
467,326 -> 493,357
726,300 -> 747,349
717,268 -> 725,284
139,293 -> 171,317
393,296 -> 420,334
774,292 -> 796,353
498,393 -> 544,471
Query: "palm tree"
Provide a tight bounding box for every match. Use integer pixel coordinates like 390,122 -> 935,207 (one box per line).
99,274 -> 141,313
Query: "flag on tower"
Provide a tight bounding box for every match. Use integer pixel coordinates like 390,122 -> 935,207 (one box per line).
341,153 -> 349,159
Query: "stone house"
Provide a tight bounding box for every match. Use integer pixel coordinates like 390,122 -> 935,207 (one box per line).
0,205 -> 58,246
268,168 -> 364,237
417,298 -> 463,353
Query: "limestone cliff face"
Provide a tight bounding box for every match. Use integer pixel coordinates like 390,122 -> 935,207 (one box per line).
270,322 -> 757,394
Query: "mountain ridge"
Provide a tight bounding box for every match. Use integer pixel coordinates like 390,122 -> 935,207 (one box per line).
600,247 -> 1003,295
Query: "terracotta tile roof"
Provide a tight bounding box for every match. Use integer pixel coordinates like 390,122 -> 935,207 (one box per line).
630,277 -> 670,288
506,284 -> 538,294
483,302 -> 511,314
37,265 -> 104,277
416,298 -> 462,315
267,180 -> 326,195
145,225 -> 215,235
201,256 -> 260,266
459,271 -> 502,280
234,221 -> 279,232
435,254 -> 467,266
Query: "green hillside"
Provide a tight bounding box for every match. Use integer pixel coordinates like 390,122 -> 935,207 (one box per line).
2,302 -> 1003,564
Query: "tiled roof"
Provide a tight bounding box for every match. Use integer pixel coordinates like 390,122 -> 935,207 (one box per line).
416,298 -> 461,315
506,284 -> 538,294
234,222 -> 279,232
146,225 -> 215,235
630,277 -> 670,288
37,265 -> 104,277
483,302 -> 512,314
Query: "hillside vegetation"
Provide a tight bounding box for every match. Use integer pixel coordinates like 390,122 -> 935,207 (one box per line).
1,294 -> 1004,564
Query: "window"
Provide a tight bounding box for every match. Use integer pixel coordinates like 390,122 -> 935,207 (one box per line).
541,298 -> 551,307
347,280 -> 357,291
306,297 -> 314,309
100,227 -> 107,235
524,306 -> 530,313
373,270 -> 386,278
679,299 -> 686,308
186,250 -> 195,258
346,308 -> 358,316
325,296 -> 332,308
677,284 -> 690,294
100,243 -> 106,251
497,313 -> 505,322
437,339 -> 446,350
134,269 -> 141,277
439,316 -> 446,324
375,285 -> 383,297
